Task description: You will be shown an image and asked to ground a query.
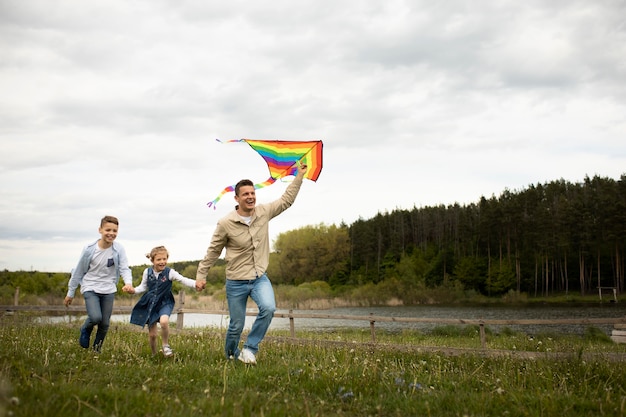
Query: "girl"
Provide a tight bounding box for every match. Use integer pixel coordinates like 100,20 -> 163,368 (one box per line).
126,246 -> 196,357
65,215 -> 134,352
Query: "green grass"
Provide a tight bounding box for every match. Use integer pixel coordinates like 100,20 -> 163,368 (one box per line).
2,317 -> 626,417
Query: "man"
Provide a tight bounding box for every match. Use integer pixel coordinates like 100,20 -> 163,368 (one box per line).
196,164 -> 308,364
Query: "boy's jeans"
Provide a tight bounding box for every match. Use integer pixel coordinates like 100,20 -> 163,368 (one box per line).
82,291 -> 115,349
225,274 -> 276,358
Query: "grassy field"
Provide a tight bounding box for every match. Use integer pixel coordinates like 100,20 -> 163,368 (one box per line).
1,317 -> 626,417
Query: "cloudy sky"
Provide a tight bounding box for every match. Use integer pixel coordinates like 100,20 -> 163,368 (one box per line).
1,0 -> 625,272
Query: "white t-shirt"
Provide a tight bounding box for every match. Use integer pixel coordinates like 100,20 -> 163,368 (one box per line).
80,246 -> 118,294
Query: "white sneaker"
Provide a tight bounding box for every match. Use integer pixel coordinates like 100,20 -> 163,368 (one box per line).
237,348 -> 256,365
162,345 -> 173,357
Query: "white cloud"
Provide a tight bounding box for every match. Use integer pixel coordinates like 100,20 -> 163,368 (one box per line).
0,0 -> 625,271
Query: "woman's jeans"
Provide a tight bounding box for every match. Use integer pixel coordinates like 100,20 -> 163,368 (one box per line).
82,291 -> 115,349
225,274 -> 276,358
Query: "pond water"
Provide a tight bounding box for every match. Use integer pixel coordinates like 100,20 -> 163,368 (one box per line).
91,302 -> 626,336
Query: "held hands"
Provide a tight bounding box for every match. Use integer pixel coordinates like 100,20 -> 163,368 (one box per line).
122,284 -> 136,294
195,280 -> 206,292
65,285 -> 136,307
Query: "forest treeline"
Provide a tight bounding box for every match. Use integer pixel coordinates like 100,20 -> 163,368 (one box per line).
267,174 -> 626,302
2,174 -> 625,305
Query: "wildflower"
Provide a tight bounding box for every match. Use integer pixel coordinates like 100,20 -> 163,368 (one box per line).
408,382 -> 422,390
341,391 -> 354,401
337,387 -> 354,401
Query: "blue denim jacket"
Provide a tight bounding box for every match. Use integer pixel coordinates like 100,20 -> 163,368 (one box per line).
66,240 -> 133,297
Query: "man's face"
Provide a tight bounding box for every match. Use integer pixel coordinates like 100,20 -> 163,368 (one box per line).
235,185 -> 256,211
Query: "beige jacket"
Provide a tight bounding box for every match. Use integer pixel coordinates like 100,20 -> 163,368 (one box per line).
196,176 -> 304,281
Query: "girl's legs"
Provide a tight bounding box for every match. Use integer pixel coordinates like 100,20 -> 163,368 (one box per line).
148,323 -> 159,355
159,315 -> 170,347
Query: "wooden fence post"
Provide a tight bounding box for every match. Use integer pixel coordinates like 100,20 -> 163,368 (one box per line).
479,321 -> 486,349
14,287 -> 19,306
370,312 -> 376,342
289,309 -> 295,338
176,291 -> 185,329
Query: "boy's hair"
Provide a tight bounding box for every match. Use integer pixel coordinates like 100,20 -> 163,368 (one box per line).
235,179 -> 254,196
146,245 -> 169,261
100,215 -> 119,227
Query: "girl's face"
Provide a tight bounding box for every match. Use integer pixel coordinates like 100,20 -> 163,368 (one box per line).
152,251 -> 169,272
98,222 -> 118,247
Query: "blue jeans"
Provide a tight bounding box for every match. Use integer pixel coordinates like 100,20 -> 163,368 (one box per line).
225,274 -> 276,358
82,291 -> 115,349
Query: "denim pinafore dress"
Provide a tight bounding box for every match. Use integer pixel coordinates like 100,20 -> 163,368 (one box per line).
130,267 -> 175,327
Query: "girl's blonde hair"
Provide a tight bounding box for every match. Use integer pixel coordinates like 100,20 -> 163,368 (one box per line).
146,246 -> 169,261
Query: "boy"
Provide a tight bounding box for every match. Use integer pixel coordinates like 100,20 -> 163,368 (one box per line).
64,215 -> 134,351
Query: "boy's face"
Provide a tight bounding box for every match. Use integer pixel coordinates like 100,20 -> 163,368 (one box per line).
98,222 -> 118,245
152,252 -> 168,272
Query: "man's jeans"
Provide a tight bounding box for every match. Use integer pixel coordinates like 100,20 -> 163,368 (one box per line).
82,291 -> 115,349
225,274 -> 276,358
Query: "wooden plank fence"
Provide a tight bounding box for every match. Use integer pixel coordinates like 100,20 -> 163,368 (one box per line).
3,290 -> 626,348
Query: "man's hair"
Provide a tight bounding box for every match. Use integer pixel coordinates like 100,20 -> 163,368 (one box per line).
235,179 -> 254,196
100,215 -> 119,227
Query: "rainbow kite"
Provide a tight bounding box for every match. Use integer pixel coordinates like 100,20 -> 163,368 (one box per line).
207,138 -> 323,209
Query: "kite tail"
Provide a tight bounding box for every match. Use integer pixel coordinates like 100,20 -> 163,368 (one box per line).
207,178 -> 278,209
207,185 -> 236,210
207,139 -> 244,209
254,177 -> 277,189
215,138 -> 244,144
